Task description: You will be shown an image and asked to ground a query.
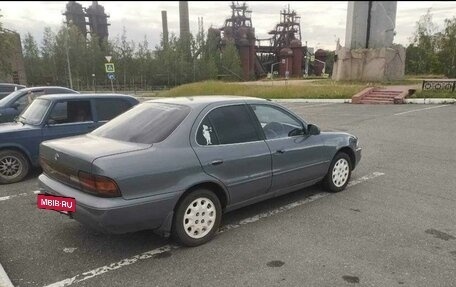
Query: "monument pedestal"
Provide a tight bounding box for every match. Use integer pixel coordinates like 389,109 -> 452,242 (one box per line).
332,45 -> 405,81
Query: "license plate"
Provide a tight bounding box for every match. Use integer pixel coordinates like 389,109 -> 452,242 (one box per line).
37,194 -> 76,212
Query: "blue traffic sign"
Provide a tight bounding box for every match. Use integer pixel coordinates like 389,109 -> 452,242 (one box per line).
107,73 -> 116,80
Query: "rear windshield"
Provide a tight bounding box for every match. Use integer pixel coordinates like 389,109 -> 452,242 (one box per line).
91,102 -> 190,144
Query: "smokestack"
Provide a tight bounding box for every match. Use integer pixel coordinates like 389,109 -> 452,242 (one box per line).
179,1 -> 190,40
161,10 -> 168,46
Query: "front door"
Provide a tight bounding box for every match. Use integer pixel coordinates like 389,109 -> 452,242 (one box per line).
250,104 -> 327,193
42,99 -> 96,141
191,104 -> 272,205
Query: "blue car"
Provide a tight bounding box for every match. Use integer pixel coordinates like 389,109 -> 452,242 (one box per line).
0,86 -> 78,123
0,93 -> 139,184
0,83 -> 26,100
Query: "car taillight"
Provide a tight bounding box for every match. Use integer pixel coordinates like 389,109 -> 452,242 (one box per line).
78,171 -> 121,197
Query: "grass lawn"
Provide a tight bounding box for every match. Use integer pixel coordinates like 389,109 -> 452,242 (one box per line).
152,77 -> 453,99
412,90 -> 456,98
158,80 -> 368,99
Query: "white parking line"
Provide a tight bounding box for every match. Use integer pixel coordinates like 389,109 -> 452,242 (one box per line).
0,190 -> 40,202
43,171 -> 385,287
297,103 -> 336,108
394,105 -> 449,116
0,193 -> 28,202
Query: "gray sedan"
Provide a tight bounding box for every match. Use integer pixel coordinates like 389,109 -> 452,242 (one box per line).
38,96 -> 362,246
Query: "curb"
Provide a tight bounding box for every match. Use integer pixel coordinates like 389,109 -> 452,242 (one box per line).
135,97 -> 454,104
405,98 -> 455,104
0,263 -> 13,287
270,99 -> 350,103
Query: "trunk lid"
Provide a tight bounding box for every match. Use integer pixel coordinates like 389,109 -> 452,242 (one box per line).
40,134 -> 150,190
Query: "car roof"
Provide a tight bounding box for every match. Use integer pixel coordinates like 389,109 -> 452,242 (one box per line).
39,93 -> 138,101
148,95 -> 267,108
0,83 -> 26,87
20,86 -> 75,92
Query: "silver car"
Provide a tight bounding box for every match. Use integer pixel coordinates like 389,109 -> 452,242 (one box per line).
38,96 -> 362,246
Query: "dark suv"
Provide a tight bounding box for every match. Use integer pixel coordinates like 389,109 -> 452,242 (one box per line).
0,93 -> 139,184
0,86 -> 78,123
0,83 -> 26,99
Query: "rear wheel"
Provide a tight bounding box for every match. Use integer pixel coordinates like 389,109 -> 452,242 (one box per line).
0,149 -> 30,184
173,189 -> 222,247
323,152 -> 352,193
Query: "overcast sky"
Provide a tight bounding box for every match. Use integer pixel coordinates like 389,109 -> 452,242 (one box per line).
1,1 -> 456,51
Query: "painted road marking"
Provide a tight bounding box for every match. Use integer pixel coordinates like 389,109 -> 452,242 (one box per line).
298,103 -> 336,108
0,193 -> 28,202
394,105 -> 449,116
0,190 -> 40,202
63,248 -> 78,254
43,171 -> 385,287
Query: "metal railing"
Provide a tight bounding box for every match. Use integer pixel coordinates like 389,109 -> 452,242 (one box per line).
422,79 -> 456,92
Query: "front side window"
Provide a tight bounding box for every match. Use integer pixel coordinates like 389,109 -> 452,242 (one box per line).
250,104 -> 303,139
198,105 -> 259,145
48,100 -> 92,124
92,102 -> 190,144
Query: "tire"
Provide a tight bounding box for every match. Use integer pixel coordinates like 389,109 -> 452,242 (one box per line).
0,149 -> 30,184
172,189 -> 222,247
323,152 -> 352,193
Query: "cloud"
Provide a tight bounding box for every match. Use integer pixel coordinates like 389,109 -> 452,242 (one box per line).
1,1 -> 456,52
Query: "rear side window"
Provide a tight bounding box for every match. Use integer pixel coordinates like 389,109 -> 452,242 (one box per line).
48,100 -> 93,124
95,99 -> 132,121
0,86 -> 15,93
47,88 -> 76,94
92,103 -> 190,144
199,105 -> 259,145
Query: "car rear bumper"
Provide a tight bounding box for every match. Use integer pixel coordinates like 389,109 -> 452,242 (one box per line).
38,173 -> 180,235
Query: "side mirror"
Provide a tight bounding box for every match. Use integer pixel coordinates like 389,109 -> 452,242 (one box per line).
46,119 -> 57,125
308,124 -> 320,135
288,127 -> 305,137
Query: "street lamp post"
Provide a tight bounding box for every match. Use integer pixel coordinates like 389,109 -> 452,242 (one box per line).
92,74 -> 96,93
270,61 -> 281,85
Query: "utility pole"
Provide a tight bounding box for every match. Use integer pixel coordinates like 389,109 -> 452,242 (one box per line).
65,29 -> 73,89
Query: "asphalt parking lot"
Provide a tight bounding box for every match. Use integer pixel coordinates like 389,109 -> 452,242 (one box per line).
1,103 -> 455,287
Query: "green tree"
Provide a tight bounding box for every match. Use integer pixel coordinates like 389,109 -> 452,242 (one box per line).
23,33 -> 42,85
438,17 -> 456,77
405,9 -> 440,75
41,27 -> 57,84
0,13 -> 13,78
220,41 -> 242,81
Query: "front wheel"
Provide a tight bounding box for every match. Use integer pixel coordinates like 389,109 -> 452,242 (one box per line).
172,189 -> 222,247
0,149 -> 30,184
323,152 -> 352,193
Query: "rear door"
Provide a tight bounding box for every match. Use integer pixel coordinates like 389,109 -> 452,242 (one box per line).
191,104 -> 272,205
249,104 -> 327,193
42,99 -> 96,141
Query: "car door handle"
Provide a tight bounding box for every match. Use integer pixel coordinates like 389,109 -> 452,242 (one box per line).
276,149 -> 286,154
211,159 -> 224,166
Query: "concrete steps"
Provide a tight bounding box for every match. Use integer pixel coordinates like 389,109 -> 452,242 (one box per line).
352,87 -> 411,104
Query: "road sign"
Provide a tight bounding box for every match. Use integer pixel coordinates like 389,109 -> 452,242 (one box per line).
107,73 -> 115,80
105,56 -> 112,62
105,63 -> 115,73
